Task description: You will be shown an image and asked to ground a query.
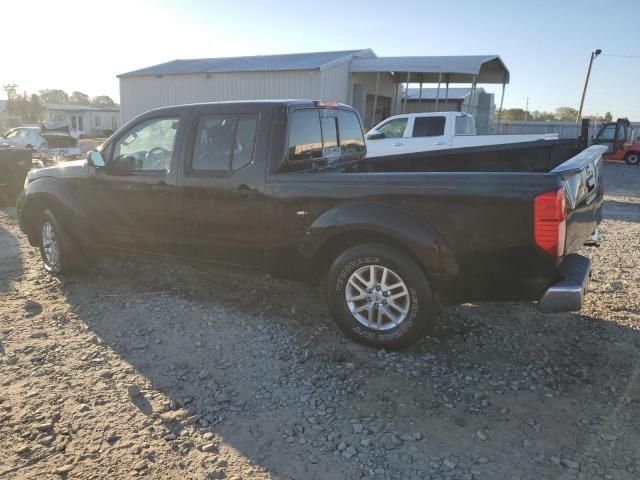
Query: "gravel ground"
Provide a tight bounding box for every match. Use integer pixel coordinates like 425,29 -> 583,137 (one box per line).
0,161 -> 638,480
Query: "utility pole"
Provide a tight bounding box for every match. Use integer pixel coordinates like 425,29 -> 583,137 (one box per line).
577,49 -> 602,122
524,97 -> 529,121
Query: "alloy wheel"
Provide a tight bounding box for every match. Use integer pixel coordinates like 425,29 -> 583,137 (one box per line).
345,264 -> 410,330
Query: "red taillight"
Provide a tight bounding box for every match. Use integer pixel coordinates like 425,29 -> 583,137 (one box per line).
534,189 -> 566,257
314,100 -> 339,108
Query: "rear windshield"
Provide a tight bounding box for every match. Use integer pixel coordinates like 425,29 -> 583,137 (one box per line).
286,108 -> 365,171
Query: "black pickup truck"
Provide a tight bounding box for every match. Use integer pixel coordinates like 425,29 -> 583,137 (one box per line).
16,100 -> 605,348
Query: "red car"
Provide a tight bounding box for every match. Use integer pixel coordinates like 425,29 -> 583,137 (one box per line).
592,118 -> 640,165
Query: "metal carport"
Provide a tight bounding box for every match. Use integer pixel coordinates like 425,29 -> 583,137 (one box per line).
349,55 -> 510,127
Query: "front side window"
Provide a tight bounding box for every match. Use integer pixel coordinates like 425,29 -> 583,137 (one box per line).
616,125 -> 627,141
191,114 -> 258,172
376,118 -> 407,138
413,116 -> 446,137
4,129 -> 18,139
455,116 -> 475,135
112,117 -> 179,171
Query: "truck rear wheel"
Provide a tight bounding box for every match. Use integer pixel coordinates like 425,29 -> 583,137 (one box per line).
624,152 -> 639,165
326,243 -> 434,349
38,209 -> 82,274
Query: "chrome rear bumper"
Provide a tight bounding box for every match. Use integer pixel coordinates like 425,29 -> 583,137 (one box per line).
538,254 -> 591,313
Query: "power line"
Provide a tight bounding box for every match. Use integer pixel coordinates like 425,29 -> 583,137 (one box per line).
601,53 -> 640,60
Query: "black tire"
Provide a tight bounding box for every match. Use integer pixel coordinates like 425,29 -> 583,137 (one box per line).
624,152 -> 640,165
326,243 -> 434,349
37,209 -> 82,274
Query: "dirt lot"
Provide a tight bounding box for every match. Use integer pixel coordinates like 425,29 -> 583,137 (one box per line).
0,162 -> 639,480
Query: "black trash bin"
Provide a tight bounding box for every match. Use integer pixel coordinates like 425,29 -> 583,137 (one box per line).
0,147 -> 32,207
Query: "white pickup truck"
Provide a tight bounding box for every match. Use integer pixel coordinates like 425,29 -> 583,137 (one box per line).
365,112 -> 558,158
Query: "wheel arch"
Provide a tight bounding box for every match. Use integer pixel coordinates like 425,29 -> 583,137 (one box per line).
20,179 -> 85,246
304,202 -> 459,288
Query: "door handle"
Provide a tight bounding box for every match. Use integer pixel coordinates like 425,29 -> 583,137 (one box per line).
392,142 -> 403,146
150,181 -> 170,192
232,184 -> 255,199
434,141 -> 446,145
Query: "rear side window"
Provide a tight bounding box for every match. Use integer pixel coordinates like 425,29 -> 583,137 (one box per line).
320,116 -> 339,158
288,110 -> 323,162
233,116 -> 258,170
412,116 -> 445,137
338,111 -> 365,157
192,114 -> 258,172
286,109 -> 365,170
455,116 -> 475,135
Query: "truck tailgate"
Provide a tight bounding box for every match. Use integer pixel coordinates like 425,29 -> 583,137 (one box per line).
552,145 -> 607,254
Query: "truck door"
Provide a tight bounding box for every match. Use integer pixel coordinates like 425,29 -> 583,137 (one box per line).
366,117 -> 409,156
613,123 -> 628,154
263,106 -> 367,280
85,113 -> 186,252
175,105 -> 267,268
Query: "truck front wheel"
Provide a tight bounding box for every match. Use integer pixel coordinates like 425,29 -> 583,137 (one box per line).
326,243 -> 434,349
38,209 -> 81,274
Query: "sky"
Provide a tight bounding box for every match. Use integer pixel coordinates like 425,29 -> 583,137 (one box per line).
1,0 -> 639,119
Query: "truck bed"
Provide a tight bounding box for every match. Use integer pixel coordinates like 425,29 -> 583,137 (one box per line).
272,143 -> 605,304
361,139 -> 581,173
451,133 -> 559,150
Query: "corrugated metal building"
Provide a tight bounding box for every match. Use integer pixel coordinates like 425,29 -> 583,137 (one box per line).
118,50 -> 509,130
119,50 -> 376,124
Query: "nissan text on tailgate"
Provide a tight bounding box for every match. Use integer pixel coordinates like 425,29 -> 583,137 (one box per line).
16,100 -> 605,349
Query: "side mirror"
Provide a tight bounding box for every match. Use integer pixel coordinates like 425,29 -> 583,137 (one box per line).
367,132 -> 385,140
87,150 -> 106,168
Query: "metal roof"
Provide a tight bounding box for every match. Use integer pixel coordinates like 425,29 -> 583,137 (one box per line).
119,49 -> 373,77
44,103 -> 120,112
404,87 -> 481,100
349,55 -> 509,84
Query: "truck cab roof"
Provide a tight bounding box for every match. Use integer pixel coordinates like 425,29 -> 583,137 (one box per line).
141,99 -> 355,116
